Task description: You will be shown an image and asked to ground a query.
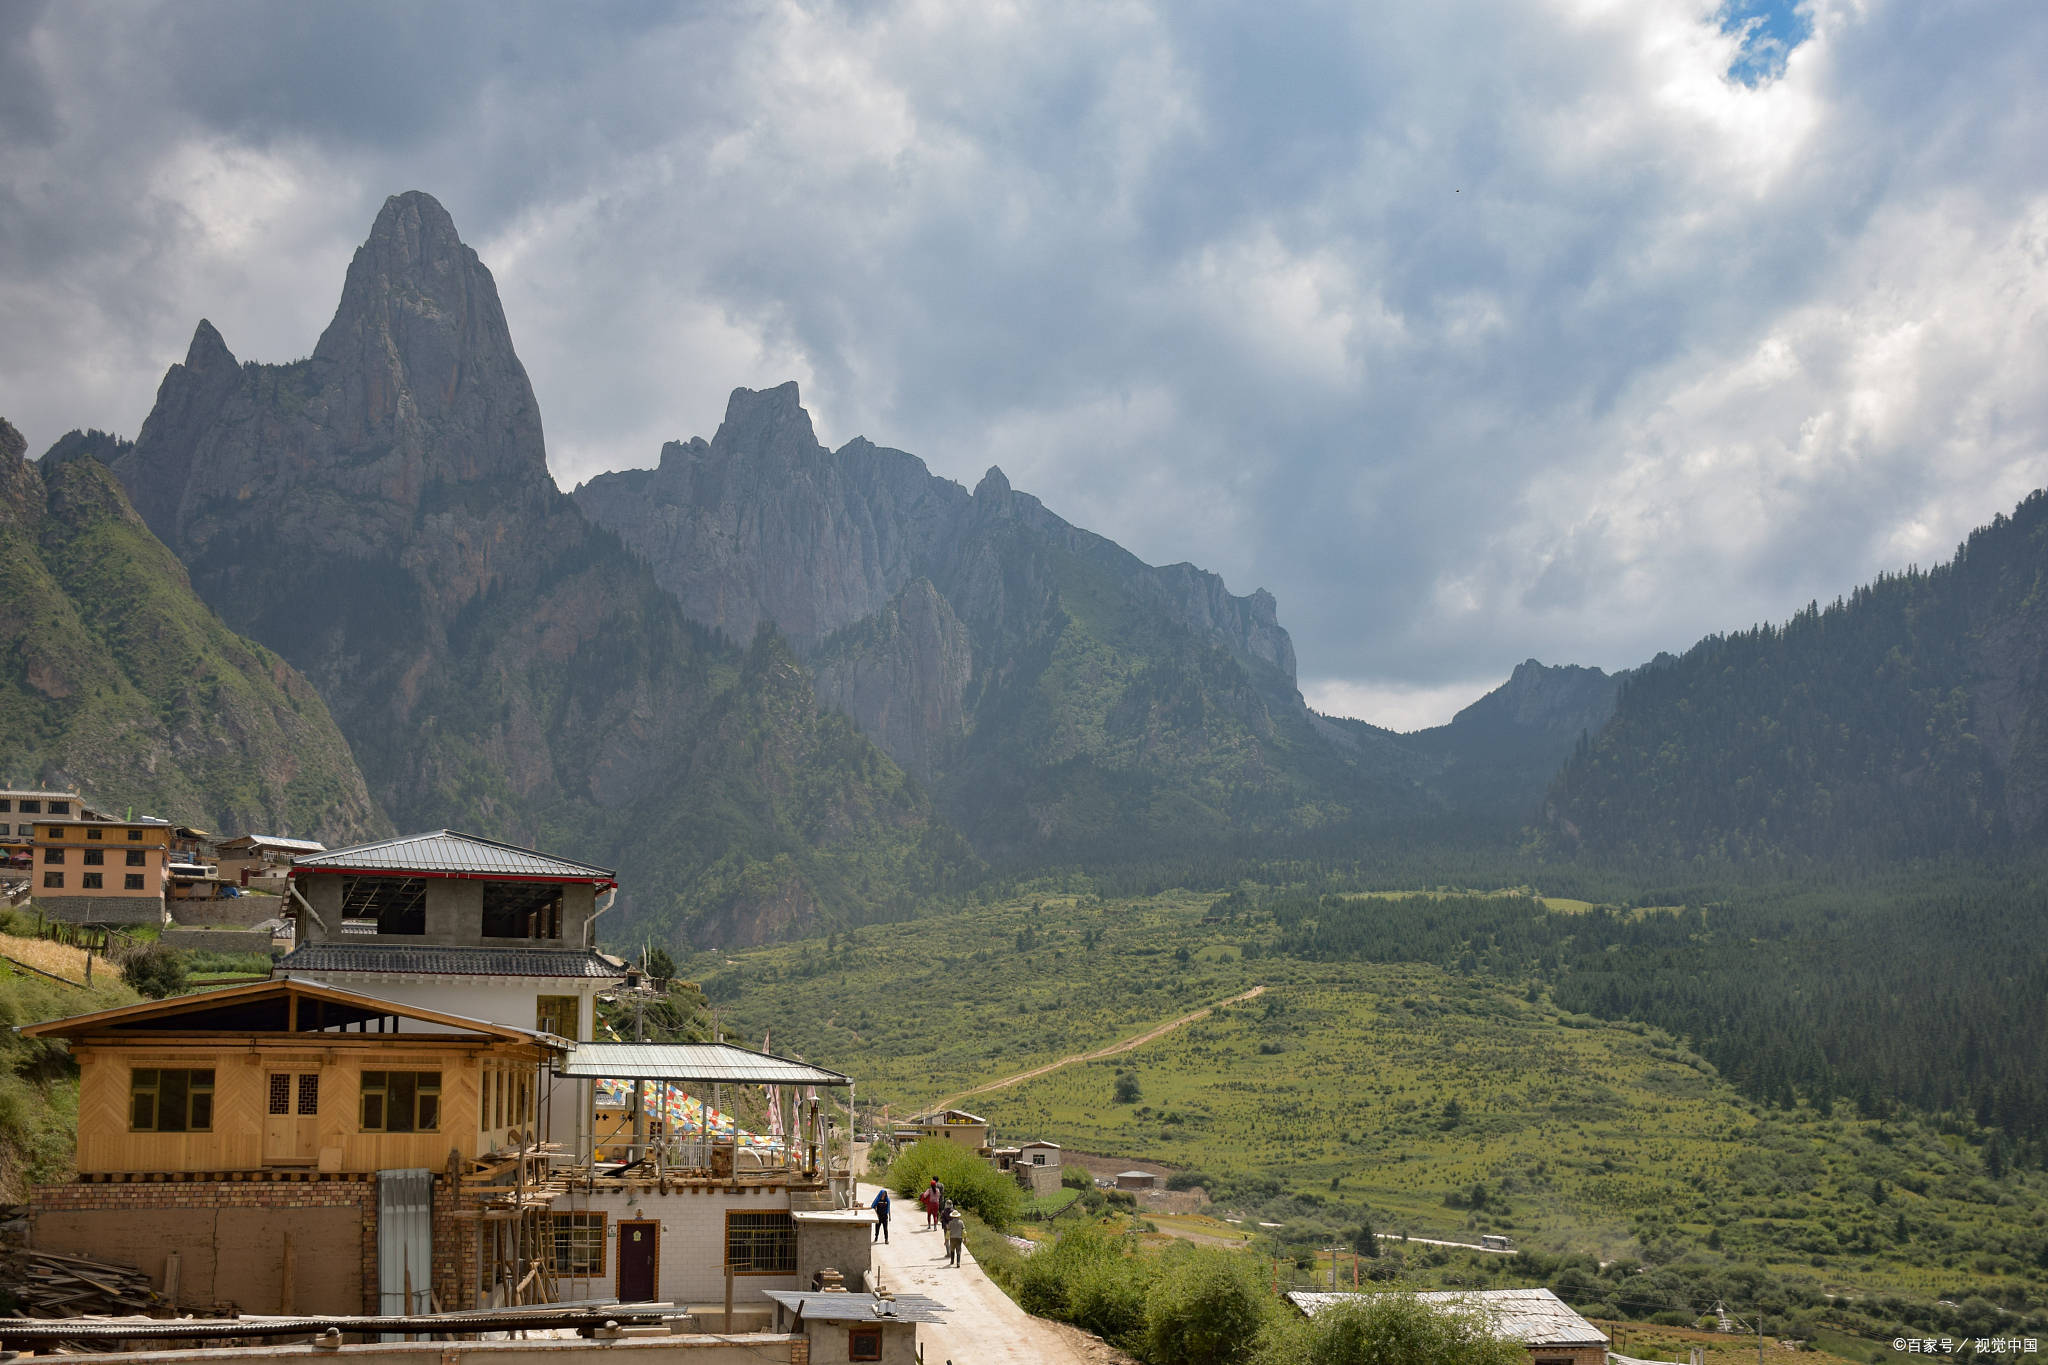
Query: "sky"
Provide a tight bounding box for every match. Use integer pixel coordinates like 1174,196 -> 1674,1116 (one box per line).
4,1 -> 2046,731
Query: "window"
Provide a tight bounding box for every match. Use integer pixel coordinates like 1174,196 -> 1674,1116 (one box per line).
552,1212 -> 607,1276
126,827 -> 143,841
360,1070 -> 440,1132
0,799 -> 11,812
82,848 -> 103,865
536,995 -> 579,1039
124,874 -> 144,890
49,801 -> 69,815
299,1074 -> 319,1115
1032,1153 -> 1046,1165
481,883 -> 563,940
725,1211 -> 796,1274
19,800 -> 40,814
340,876 -> 427,935
848,1326 -> 883,1362
81,873 -> 102,889
126,850 -> 145,866
43,872 -> 61,889
86,827 -> 101,841
131,1068 -> 214,1132
43,847 -> 63,864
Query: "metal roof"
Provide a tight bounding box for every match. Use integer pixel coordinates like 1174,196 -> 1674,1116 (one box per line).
220,834 -> 327,852
292,829 -> 615,880
1286,1289 -> 1608,1346
276,943 -> 628,978
556,1041 -> 852,1086
763,1291 -> 950,1325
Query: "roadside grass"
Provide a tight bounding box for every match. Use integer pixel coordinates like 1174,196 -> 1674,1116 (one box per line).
695,889 -> 2048,1316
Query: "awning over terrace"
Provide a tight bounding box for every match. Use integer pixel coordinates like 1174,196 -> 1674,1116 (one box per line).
554,1041 -> 851,1086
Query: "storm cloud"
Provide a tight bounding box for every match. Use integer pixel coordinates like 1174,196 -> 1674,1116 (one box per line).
4,0 -> 2045,729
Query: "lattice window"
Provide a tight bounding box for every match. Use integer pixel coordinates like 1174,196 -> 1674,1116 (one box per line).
552,1212 -> 607,1275
725,1211 -> 796,1274
298,1074 -> 319,1115
269,1073 -> 291,1115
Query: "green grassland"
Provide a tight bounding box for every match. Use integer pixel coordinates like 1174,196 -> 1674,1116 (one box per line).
697,889 -> 2048,1330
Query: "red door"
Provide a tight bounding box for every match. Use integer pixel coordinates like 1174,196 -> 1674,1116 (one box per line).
617,1221 -> 658,1302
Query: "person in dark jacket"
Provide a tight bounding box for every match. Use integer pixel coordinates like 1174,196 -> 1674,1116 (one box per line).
944,1206 -> 965,1266
870,1186 -> 891,1243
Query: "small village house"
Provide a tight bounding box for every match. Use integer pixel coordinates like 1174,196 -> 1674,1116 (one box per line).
30,814 -> 173,925
1114,1169 -> 1160,1191
1286,1288 -> 1609,1365
891,1108 -> 988,1149
0,789 -> 99,848
214,833 -> 325,892
23,978 -> 569,1314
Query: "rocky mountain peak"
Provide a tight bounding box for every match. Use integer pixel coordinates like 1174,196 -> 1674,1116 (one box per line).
974,465 -> 1012,499
712,382 -> 822,469
184,318 -> 237,372
0,416 -> 24,464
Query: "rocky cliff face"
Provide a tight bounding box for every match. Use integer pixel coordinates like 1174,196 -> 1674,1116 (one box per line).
576,385 -> 1409,861
0,417 -> 384,842
111,193 -> 974,946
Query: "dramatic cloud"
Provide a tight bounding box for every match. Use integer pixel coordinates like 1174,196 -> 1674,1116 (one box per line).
3,0 -> 2044,727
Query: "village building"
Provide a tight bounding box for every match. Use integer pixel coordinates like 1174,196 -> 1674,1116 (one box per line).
30,814 -> 173,925
891,1108 -> 988,1150
214,833 -> 326,892
23,978 -> 569,1314
272,829 -> 628,1145
1114,1169 -> 1160,1191
0,788 -> 100,848
1285,1288 -> 1609,1365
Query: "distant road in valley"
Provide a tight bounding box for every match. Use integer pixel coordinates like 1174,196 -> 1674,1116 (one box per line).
929,985 -> 1267,1113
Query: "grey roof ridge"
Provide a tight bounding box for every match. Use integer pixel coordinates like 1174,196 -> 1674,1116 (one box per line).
296,827 -> 616,877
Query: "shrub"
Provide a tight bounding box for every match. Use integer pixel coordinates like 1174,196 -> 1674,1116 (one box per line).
120,944 -> 187,999
1017,1226 -> 1157,1351
887,1138 -> 1023,1229
1145,1246 -> 1271,1365
1062,1165 -> 1094,1190
1115,1070 -> 1142,1103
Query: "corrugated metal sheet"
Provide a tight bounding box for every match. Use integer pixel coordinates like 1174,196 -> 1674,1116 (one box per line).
376,1169 -> 435,1316
1287,1289 -> 1608,1346
224,834 -> 327,852
762,1290 -> 950,1324
276,943 -> 627,978
556,1041 -> 852,1085
295,830 -> 614,880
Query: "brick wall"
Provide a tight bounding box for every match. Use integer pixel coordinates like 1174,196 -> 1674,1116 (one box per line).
32,1173 -> 480,1314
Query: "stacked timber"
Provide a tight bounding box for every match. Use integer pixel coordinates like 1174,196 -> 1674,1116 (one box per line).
2,1248 -> 163,1317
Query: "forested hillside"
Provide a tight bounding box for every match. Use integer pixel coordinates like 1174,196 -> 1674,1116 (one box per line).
1549,492 -> 2048,861
0,418 -> 384,842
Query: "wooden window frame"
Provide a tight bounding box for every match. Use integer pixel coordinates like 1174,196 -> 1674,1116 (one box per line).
359,1070 -> 442,1133
131,1067 -> 215,1132
82,848 -> 103,865
43,872 -> 61,889
848,1325 -> 884,1361
535,995 -> 579,1040
124,874 -> 144,890
125,849 -> 145,866
126,827 -> 143,841
724,1210 -> 797,1275
81,872 -> 102,889
552,1211 -> 608,1277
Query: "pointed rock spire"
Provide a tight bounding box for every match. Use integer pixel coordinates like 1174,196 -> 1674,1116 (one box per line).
974,466 -> 1011,498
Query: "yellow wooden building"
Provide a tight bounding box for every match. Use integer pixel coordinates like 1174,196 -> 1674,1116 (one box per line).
23,977 -> 567,1176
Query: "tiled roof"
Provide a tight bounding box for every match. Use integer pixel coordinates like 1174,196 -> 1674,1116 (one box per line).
275,943 -> 628,979
555,1041 -> 852,1085
1286,1289 -> 1608,1347
291,829 -> 614,880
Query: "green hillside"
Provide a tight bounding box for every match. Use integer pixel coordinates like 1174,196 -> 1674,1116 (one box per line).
1549,490 -> 2048,862
0,422 -> 385,841
697,888 -> 2048,1324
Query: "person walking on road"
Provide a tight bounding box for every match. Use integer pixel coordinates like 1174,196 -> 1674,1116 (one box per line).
924,1178 -> 943,1229
870,1186 -> 891,1243
944,1206 -> 965,1266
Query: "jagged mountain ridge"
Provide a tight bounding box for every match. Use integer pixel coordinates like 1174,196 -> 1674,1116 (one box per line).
1547,490 -> 2048,861
576,386 -> 1419,862
109,192 -> 975,946
0,416 -> 385,842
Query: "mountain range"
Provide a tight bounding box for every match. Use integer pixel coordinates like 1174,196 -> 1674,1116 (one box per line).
24,187 -> 2043,946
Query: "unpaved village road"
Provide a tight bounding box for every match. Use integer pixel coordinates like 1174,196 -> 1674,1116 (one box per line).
863,1184 -> 1108,1364
929,984 -> 1267,1112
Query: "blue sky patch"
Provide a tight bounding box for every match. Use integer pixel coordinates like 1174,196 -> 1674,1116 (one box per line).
1718,0 -> 1813,85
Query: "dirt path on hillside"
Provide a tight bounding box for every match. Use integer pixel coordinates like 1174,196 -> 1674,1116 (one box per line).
864,1184 -> 1116,1364
930,985 -> 1266,1112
